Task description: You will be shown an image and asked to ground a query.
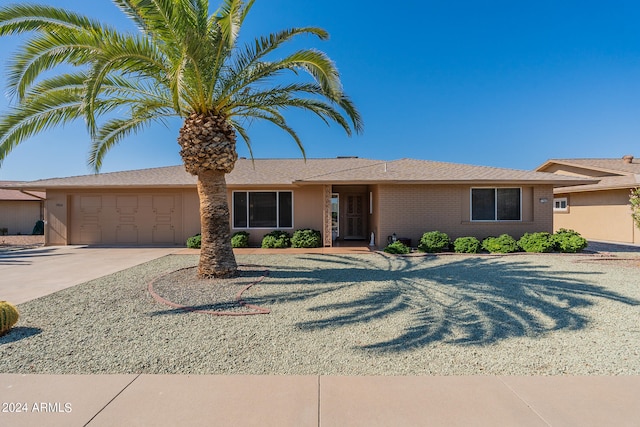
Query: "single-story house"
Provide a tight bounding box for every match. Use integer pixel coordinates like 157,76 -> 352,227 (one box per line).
536,155 -> 640,244
2,157 -> 593,247
0,182 -> 45,235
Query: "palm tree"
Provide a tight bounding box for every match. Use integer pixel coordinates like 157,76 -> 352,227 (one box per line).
0,0 -> 362,278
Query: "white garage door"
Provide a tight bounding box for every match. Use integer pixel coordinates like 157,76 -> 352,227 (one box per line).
70,193 -> 183,245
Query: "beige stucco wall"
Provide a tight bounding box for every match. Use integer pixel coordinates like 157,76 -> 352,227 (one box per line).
554,190 -> 639,244
373,184 -> 554,246
0,201 -> 43,235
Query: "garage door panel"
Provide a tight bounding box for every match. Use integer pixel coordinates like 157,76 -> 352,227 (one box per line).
153,224 -> 175,243
116,224 -> 138,244
79,225 -> 102,244
71,193 -> 182,245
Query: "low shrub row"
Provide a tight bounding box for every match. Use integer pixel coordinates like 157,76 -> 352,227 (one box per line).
185,229 -> 323,249
382,229 -> 588,254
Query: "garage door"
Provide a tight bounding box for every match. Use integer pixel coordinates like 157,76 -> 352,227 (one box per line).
70,193 -> 183,245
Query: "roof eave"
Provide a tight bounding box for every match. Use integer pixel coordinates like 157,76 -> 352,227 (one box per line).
536,159 -> 633,176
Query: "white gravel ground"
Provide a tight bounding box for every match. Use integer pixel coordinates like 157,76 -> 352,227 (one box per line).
1,252 -> 639,375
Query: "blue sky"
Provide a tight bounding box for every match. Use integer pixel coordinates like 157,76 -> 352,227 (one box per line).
1,0 -> 640,181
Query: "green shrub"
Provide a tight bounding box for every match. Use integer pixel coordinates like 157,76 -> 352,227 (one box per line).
186,233 -> 201,249
261,230 -> 292,248
481,234 -> 519,253
231,231 -> 250,248
291,229 -> 322,248
518,232 -> 555,253
417,231 -> 450,253
552,228 -> 588,253
384,240 -> 411,254
453,236 -> 480,253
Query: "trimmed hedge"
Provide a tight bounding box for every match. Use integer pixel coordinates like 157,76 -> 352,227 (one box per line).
481,234 -> 519,253
418,231 -> 450,253
384,240 -> 411,254
261,230 -> 292,248
453,236 -> 480,253
552,228 -> 588,253
291,229 -> 322,248
518,232 -> 555,253
231,231 -> 250,248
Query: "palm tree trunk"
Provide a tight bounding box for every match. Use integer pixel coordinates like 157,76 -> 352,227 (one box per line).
196,169 -> 238,278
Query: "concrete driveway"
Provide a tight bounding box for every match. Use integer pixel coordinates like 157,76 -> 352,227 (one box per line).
0,246 -> 179,304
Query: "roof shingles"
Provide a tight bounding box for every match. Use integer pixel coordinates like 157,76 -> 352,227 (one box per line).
2,158 -> 595,190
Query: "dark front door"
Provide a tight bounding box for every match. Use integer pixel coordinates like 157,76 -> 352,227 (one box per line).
344,193 -> 366,239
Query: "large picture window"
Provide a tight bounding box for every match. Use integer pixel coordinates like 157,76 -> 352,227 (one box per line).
471,188 -> 521,221
233,191 -> 293,228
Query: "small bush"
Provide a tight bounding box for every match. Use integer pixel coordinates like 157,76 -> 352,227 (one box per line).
518,232 -> 555,253
231,231 -> 250,248
186,233 -> 201,249
384,240 -> 411,254
291,229 -> 322,248
261,230 -> 292,248
453,236 -> 480,253
417,231 -> 450,253
552,228 -> 588,253
481,234 -> 519,253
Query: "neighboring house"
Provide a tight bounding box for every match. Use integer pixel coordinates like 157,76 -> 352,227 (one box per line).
0,182 -> 45,235
536,155 -> 640,244
2,158 -> 592,247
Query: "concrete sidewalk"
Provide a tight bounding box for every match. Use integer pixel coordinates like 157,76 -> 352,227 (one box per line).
1,374 -> 639,426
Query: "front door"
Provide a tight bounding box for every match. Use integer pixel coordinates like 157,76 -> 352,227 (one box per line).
344,193 -> 366,239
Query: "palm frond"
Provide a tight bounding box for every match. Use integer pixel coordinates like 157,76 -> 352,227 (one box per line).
0,4 -> 104,36
88,104 -> 171,171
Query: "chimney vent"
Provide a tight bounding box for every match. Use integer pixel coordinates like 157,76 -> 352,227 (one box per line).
622,155 -> 634,164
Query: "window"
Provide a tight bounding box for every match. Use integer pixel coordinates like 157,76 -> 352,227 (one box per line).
471,188 -> 521,221
554,197 -> 568,212
233,191 -> 293,228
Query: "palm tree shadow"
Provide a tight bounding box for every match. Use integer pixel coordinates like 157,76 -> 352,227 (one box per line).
251,254 -> 639,352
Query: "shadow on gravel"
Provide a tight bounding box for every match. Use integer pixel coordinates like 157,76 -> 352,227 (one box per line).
0,327 -> 42,344
252,253 -> 640,352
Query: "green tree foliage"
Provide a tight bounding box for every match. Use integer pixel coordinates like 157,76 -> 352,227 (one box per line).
631,188 -> 640,229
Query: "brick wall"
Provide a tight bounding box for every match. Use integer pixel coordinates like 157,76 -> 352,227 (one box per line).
375,184 -> 554,246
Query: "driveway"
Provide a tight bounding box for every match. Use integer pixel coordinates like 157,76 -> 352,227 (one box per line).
0,246 -> 179,304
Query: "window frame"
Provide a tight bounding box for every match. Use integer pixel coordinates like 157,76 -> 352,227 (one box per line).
553,197 -> 569,213
232,190 -> 294,229
470,187 -> 522,222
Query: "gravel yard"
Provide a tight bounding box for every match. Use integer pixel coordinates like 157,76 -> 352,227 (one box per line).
1,251 -> 639,375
